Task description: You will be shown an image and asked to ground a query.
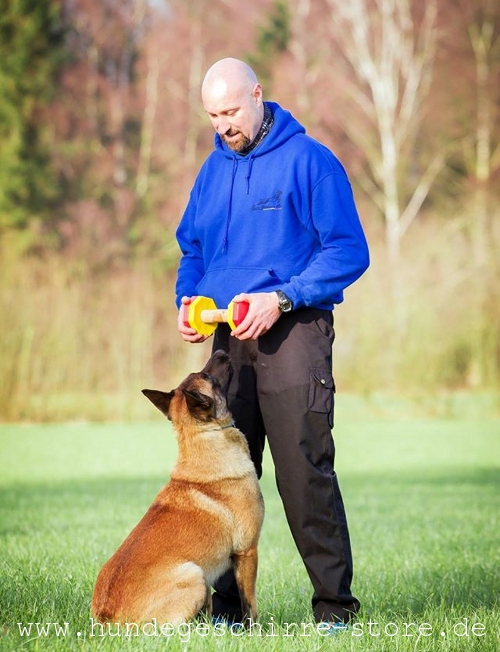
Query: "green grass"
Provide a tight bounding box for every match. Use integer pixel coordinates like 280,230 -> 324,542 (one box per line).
0,408 -> 499,651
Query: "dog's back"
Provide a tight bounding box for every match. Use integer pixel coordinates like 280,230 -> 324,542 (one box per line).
92,351 -> 264,626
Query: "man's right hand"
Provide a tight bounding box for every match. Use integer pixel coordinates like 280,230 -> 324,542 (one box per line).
177,296 -> 210,343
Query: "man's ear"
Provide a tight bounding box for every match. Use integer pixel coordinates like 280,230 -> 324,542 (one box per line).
182,389 -> 215,421
142,389 -> 175,418
253,82 -> 263,105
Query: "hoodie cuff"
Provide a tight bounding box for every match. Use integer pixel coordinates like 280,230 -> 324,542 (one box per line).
279,284 -> 303,310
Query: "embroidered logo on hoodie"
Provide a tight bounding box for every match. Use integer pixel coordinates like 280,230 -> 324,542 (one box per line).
252,189 -> 282,211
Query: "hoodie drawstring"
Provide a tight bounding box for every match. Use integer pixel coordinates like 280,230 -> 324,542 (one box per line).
222,154 -> 256,253
245,154 -> 255,195
222,157 -> 238,253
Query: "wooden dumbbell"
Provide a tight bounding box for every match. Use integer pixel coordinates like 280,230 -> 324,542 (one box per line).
180,296 -> 250,336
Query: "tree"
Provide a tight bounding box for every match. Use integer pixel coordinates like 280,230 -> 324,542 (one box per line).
325,0 -> 443,270
446,0 -> 500,386
457,0 -> 500,267
56,0 -> 149,264
0,0 -> 65,233
246,0 -> 291,92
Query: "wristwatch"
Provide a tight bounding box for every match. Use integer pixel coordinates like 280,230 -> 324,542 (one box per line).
276,290 -> 293,313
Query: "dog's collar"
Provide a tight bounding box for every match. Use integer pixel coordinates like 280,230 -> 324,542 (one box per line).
220,421 -> 235,430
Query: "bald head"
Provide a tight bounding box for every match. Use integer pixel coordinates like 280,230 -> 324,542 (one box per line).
201,58 -> 265,152
202,58 -> 258,102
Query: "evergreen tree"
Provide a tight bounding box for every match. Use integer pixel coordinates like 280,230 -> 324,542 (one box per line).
246,0 -> 291,92
0,0 -> 64,232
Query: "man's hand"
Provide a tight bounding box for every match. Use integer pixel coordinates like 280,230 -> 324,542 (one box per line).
177,296 -> 210,343
230,292 -> 281,340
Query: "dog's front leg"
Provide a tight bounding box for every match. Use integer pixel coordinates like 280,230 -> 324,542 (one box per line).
203,581 -> 212,619
232,547 -> 258,626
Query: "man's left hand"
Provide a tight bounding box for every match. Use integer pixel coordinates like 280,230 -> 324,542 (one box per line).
230,292 -> 282,341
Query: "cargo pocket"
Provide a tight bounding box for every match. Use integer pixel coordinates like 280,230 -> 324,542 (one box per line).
308,368 -> 335,428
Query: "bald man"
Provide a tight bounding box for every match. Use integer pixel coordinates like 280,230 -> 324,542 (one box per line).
175,58 -> 369,627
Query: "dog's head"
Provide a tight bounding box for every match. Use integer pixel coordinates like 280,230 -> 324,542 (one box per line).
142,350 -> 233,429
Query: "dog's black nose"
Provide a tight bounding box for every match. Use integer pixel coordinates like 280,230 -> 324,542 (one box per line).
201,350 -> 232,383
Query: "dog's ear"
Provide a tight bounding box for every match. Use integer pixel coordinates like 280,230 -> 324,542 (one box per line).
142,389 -> 175,418
182,389 -> 215,421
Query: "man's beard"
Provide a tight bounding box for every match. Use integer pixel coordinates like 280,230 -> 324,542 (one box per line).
222,130 -> 251,152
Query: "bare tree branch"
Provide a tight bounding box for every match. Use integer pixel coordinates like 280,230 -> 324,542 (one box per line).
399,150 -> 446,237
325,0 -> 440,265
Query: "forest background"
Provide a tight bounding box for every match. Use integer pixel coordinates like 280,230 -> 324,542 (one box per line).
0,0 -> 499,422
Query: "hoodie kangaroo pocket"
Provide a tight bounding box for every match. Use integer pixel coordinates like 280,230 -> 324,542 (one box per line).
308,368 -> 335,425
196,267 -> 282,307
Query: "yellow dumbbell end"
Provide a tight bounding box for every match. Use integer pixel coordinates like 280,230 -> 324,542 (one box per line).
188,296 -> 218,336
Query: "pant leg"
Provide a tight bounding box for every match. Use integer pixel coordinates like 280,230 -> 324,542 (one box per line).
257,309 -> 360,623
210,327 -> 265,619
211,312 -> 360,623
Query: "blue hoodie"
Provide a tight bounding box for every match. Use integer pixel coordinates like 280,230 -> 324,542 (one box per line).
175,102 -> 369,311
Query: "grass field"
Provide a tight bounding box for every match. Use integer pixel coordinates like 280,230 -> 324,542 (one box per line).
0,401 -> 499,651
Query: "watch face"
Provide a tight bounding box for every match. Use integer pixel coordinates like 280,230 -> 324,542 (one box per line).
277,291 -> 292,312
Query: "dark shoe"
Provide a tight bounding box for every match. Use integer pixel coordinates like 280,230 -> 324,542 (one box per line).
212,592 -> 243,623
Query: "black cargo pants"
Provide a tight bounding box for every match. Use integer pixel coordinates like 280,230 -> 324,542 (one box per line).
212,307 -> 360,624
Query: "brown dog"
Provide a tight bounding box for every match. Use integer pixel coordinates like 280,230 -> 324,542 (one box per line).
91,350 -> 264,626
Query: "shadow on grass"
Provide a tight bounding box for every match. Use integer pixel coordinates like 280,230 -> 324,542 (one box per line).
0,467 -> 498,629
341,466 -> 499,618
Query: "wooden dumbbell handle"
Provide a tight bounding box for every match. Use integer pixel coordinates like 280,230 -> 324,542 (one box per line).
200,308 -> 229,324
